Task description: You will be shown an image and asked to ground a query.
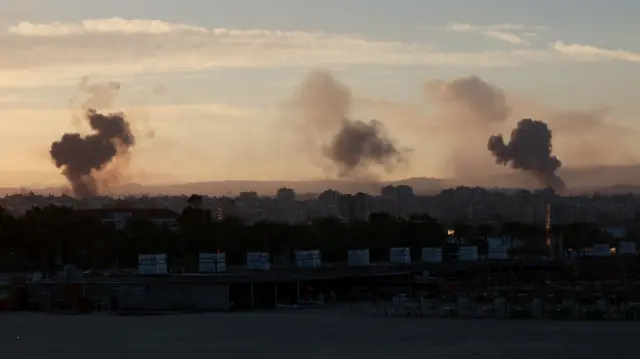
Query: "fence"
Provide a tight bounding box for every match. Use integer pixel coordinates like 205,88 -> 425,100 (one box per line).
347,289 -> 640,321
26,281 -> 231,314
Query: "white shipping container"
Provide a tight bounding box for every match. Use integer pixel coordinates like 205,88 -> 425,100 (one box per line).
348,249 -> 370,267
488,245 -> 508,260
138,254 -> 168,275
459,246 -> 478,261
390,247 -> 411,264
421,247 -> 443,263
618,241 -> 636,255
246,252 -> 271,271
199,252 -> 227,273
592,244 -> 610,257
295,250 -> 322,268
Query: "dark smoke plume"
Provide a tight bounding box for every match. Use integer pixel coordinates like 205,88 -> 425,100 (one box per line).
50,109 -> 135,198
487,118 -> 565,190
291,70 -> 408,177
324,119 -> 405,177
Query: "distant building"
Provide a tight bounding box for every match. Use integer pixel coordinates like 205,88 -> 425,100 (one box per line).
380,185 -> 416,218
215,197 -> 235,221
5,184 -> 640,228
339,192 -> 372,221
238,191 -> 260,202
381,185 -> 414,198
315,189 -> 342,219
236,192 -> 265,224
276,188 -> 296,203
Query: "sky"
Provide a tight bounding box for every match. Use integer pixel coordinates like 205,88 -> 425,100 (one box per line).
0,0 -> 639,188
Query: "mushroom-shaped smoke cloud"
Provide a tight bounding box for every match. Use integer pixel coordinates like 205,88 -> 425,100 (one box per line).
50,109 -> 135,198
487,118 -> 566,190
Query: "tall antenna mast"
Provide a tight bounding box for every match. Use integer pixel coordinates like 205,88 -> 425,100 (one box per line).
545,203 -> 551,248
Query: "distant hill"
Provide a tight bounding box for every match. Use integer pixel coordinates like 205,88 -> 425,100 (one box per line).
118,178 -> 448,197
2,164 -> 640,197
559,164 -> 640,189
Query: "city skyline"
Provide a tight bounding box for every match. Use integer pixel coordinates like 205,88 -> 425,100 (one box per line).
0,0 -> 639,189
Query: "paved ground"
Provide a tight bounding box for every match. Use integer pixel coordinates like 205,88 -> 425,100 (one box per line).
0,309 -> 637,358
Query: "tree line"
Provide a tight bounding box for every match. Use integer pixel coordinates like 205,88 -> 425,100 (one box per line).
0,202 -> 635,272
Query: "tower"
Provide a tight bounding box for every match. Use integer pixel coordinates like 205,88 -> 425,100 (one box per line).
545,203 -> 551,247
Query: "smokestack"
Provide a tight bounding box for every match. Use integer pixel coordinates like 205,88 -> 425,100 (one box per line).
488,118 -> 566,190
50,108 -> 135,198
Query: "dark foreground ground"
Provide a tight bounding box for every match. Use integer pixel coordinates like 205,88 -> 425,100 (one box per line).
0,309 -> 637,359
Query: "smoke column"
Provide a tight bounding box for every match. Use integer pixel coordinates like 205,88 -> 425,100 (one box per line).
77,77 -> 121,110
292,70 -> 406,177
422,76 -> 512,180
68,77 -> 121,129
487,118 -> 566,190
424,76 -> 511,124
325,119 -> 405,177
294,70 -> 350,131
50,109 -> 136,197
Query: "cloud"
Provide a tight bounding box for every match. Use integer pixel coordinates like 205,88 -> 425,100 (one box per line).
483,30 -> 530,45
0,94 -> 19,103
147,103 -> 262,119
553,41 -> 640,62
441,22 -> 546,45
0,18 -> 570,88
442,23 -> 547,32
0,18 -> 636,88
8,18 -> 209,36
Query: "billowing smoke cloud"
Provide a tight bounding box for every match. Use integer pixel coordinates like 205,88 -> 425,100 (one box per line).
424,75 -> 511,125
294,70 -> 350,130
325,119 -> 405,177
422,76 -> 512,180
290,70 -> 407,177
50,109 -> 135,197
488,118 -> 566,190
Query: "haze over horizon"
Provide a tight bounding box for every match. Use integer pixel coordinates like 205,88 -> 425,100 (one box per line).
1,0 -> 639,190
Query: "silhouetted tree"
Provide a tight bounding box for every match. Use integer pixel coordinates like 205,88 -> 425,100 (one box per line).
0,196 -> 632,272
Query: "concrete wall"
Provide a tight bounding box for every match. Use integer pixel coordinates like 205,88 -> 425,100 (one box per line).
28,282 -> 230,313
